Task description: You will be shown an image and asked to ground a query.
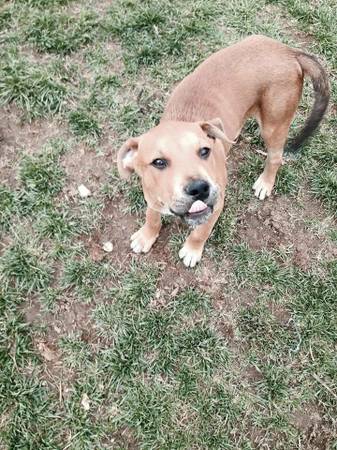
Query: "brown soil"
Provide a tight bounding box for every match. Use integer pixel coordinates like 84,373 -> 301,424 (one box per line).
258,3 -> 316,48
24,294 -> 97,344
290,404 -> 336,450
236,194 -> 337,271
0,106 -> 63,188
61,142 -> 113,195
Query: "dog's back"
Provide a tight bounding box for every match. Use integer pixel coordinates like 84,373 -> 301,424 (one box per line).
163,36 -> 298,133
162,35 -> 328,148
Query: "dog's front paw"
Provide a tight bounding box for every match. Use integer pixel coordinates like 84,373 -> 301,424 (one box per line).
253,174 -> 274,200
130,227 -> 158,254
179,244 -> 203,268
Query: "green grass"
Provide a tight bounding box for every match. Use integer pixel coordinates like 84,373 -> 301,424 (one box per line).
20,153 -> 65,196
274,0 -> 337,67
0,186 -> 16,232
25,11 -> 100,55
0,60 -> 68,119
104,1 -> 213,71
13,141 -> 67,216
0,0 -> 336,448
34,208 -> 78,239
0,8 -> 12,31
19,0 -> 74,6
68,109 -> 102,141
0,242 -> 52,292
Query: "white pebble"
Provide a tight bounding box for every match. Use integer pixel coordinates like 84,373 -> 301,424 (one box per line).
81,393 -> 90,411
78,184 -> 91,198
103,241 -> 113,252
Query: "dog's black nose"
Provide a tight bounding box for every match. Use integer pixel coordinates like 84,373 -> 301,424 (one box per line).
184,179 -> 210,201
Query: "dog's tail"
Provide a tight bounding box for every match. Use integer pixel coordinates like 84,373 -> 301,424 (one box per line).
284,52 -> 329,157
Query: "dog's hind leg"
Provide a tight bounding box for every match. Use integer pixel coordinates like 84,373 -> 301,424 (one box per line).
253,121 -> 290,199
253,82 -> 302,200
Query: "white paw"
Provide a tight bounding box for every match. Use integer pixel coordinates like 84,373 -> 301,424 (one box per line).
179,244 -> 203,268
253,175 -> 273,200
130,227 -> 158,254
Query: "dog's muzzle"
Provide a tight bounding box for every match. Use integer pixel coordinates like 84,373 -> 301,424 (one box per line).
169,184 -> 218,227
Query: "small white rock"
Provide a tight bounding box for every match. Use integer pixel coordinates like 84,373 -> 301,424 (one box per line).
81,393 -> 90,411
103,241 -> 113,252
78,184 -> 91,198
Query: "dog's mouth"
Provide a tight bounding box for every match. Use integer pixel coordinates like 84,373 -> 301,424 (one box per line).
186,200 -> 212,218
170,199 -> 214,226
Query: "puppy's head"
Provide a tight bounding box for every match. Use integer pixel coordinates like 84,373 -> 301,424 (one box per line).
117,119 -> 233,226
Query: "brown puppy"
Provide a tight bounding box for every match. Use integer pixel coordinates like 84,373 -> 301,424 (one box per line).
117,35 -> 329,267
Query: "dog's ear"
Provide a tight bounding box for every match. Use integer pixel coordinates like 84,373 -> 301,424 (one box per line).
117,138 -> 139,180
200,118 -> 236,144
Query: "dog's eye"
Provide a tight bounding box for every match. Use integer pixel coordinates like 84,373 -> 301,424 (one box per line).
151,158 -> 168,169
198,147 -> 211,159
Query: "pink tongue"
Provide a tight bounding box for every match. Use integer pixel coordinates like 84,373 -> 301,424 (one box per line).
188,200 -> 208,214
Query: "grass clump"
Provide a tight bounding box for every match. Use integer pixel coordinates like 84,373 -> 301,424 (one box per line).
0,8 -> 11,31
34,208 -> 77,239
20,153 -> 64,197
104,0 -> 218,71
13,140 -> 68,215
16,147 -> 65,214
17,0 -> 73,6
86,74 -> 121,110
68,110 -> 102,141
0,244 -> 51,293
26,11 -> 100,55
63,256 -> 109,300
311,168 -> 337,214
0,186 -> 16,232
115,262 -> 159,309
0,60 -> 67,118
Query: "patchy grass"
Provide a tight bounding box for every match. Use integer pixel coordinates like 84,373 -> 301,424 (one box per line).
68,109 -> 102,142
26,11 -> 100,55
0,0 -> 336,448
21,0 -> 74,6
0,242 -> 52,292
0,60 -> 68,119
0,186 -> 16,232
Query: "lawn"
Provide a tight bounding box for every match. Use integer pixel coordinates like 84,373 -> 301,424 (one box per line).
0,0 -> 336,449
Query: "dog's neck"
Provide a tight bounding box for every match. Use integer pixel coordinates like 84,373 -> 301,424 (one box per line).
161,101 -> 239,144
161,97 -> 218,123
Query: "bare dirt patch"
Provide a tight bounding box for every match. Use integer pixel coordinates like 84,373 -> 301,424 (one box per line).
244,365 -> 264,383
67,0 -> 114,16
23,291 -> 107,395
19,45 -> 59,66
0,106 -> 64,187
291,404 -> 322,433
268,302 -> 292,325
290,404 -> 336,450
64,39 -> 125,84
236,194 -> 337,270
85,198 -> 137,268
257,3 -> 315,48
24,294 -> 96,344
61,143 -> 112,195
